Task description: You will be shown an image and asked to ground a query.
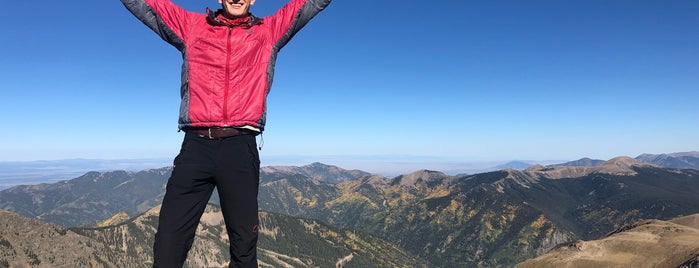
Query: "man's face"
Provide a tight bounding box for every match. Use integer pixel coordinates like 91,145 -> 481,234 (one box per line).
218,0 -> 256,18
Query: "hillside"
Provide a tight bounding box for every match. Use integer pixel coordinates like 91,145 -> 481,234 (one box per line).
72,205 -> 427,268
0,168 -> 169,227
0,205 -> 426,268
516,214 -> 699,268
0,210 -> 138,267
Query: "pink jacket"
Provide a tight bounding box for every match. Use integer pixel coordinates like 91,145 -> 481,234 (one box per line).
121,0 -> 331,131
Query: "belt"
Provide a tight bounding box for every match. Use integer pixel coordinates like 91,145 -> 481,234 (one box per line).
185,127 -> 252,139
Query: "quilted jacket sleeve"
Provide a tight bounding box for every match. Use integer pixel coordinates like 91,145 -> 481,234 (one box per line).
120,0 -> 195,51
266,0 -> 332,49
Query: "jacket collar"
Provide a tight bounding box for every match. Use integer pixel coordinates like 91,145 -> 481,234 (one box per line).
206,8 -> 262,28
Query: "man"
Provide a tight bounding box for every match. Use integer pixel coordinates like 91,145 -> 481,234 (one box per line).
119,0 -> 331,266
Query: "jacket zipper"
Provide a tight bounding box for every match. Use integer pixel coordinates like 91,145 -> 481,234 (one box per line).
223,26 -> 233,126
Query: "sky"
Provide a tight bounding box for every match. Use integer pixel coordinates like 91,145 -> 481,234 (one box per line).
1,0 -> 698,172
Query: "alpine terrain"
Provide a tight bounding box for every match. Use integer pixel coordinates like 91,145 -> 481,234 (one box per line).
1,153 -> 698,267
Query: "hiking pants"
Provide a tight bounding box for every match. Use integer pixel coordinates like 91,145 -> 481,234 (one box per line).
153,132 -> 260,268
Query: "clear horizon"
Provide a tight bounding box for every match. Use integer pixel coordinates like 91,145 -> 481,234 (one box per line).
2,1 -> 697,162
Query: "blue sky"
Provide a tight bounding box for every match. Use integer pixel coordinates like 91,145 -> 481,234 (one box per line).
1,0 -> 698,169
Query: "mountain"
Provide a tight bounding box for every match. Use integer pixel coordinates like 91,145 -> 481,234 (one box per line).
516,214 -> 699,268
255,157 -> 699,267
0,167 -> 170,227
552,157 -> 605,167
0,210 -> 139,267
0,158 -> 172,190
494,161 -> 534,170
262,162 -> 370,183
477,157 -> 699,240
258,171 -> 340,218
524,156 -> 657,179
0,163 -> 368,227
548,151 -> 699,170
265,169 -> 573,267
71,204 -> 427,268
636,151 -> 699,170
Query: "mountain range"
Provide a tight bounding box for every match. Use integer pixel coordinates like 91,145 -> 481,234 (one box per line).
1,152 -> 698,267
446,151 -> 699,175
1,206 -> 424,267
0,158 -> 172,190
555,151 -> 699,169
635,152 -> 699,170
256,157 -> 699,267
0,168 -> 170,227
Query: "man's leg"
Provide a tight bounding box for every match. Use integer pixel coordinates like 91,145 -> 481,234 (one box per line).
153,133 -> 216,268
214,134 -> 260,268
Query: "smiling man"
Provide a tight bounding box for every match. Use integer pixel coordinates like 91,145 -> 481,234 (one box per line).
221,0 -> 254,17
119,0 -> 331,267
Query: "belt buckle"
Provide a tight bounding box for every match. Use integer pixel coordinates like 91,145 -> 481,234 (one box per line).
208,128 -> 214,139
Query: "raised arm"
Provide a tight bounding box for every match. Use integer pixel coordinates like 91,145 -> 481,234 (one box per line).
120,0 -> 194,51
267,0 -> 332,48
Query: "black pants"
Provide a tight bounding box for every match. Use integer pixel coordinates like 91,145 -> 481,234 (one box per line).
153,132 -> 260,268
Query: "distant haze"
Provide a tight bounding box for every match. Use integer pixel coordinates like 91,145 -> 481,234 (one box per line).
0,158 -> 171,190
2,151 -> 697,189
0,156 -> 562,189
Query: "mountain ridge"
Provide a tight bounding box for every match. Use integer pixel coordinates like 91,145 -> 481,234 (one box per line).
635,151 -> 699,170
523,156 -> 658,179
261,162 -> 370,183
553,151 -> 699,170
